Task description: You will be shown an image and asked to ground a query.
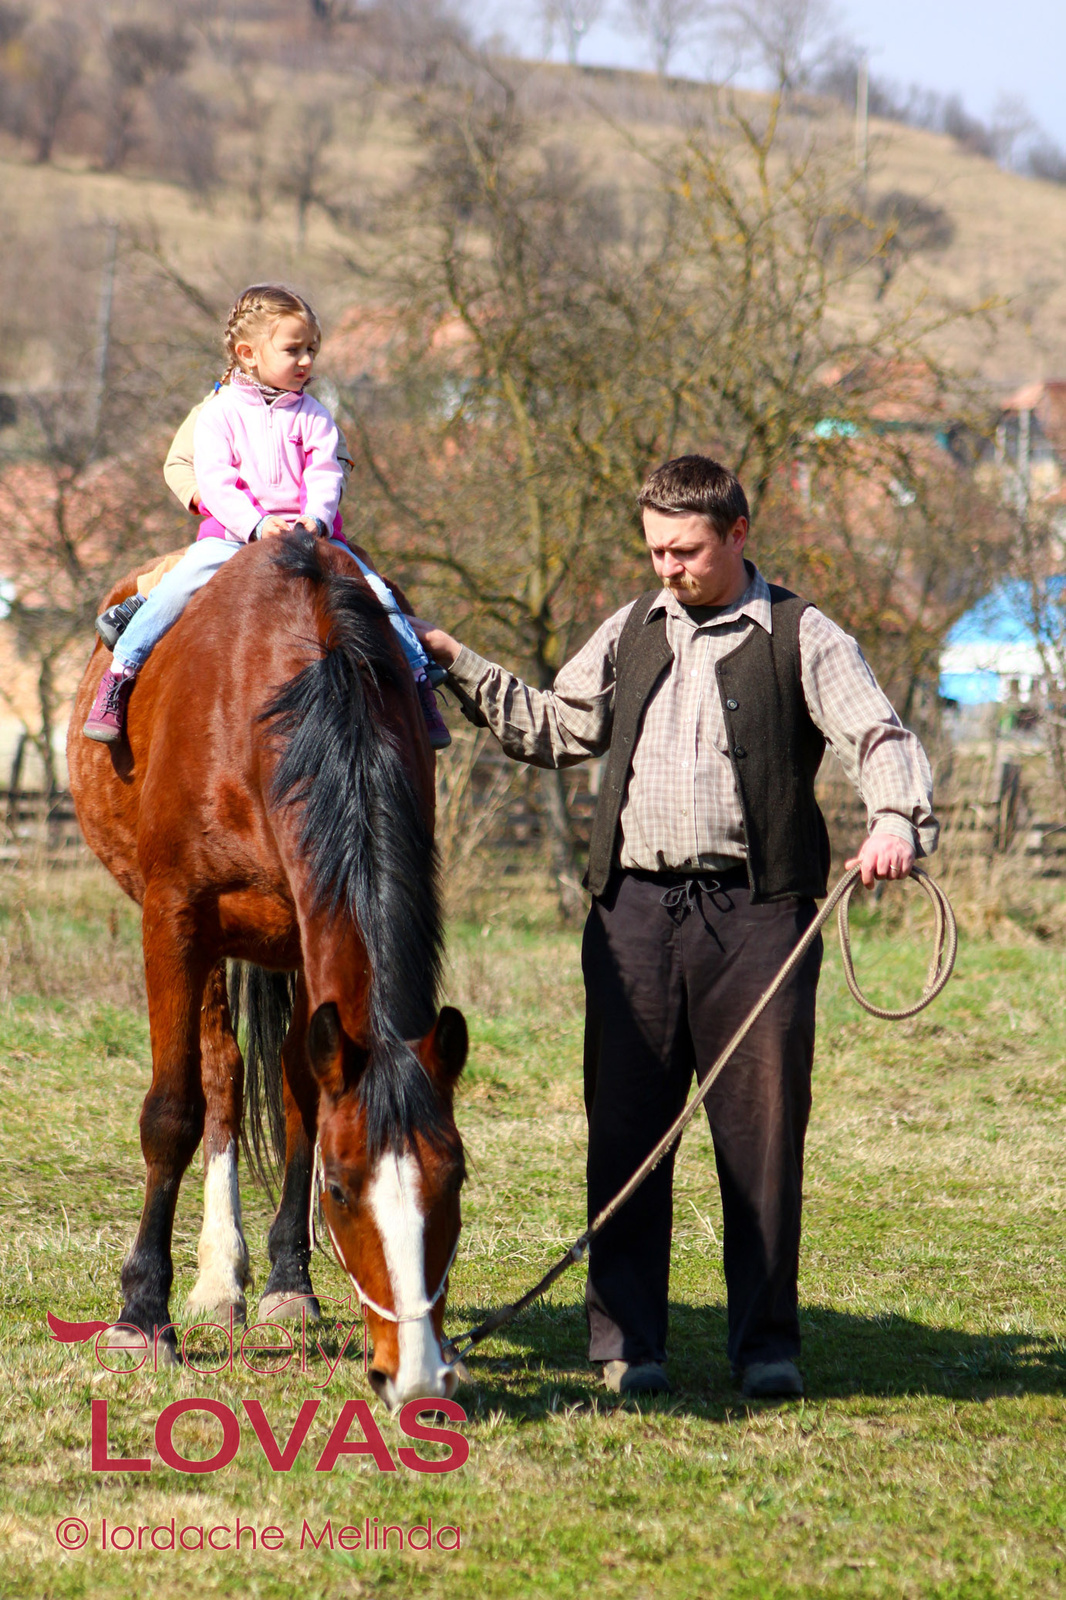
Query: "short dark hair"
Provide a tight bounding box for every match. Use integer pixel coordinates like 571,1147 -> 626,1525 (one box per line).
637,455 -> 750,539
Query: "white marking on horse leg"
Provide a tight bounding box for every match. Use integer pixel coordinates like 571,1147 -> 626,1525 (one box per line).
259,1291 -> 321,1323
187,1142 -> 250,1319
368,1151 -> 452,1406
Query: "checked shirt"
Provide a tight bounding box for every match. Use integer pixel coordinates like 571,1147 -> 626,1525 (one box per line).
446,565 -> 939,875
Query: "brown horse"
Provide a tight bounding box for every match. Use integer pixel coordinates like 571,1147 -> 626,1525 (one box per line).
67,534 -> 467,1407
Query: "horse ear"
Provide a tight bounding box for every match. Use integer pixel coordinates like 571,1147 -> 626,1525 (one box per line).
307,1002 -> 345,1097
433,1005 -> 468,1083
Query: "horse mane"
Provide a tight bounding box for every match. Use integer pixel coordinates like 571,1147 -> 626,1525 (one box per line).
247,533 -> 448,1161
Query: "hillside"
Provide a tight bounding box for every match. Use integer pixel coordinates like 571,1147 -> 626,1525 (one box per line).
0,36 -> 1061,778
2,53 -> 1066,402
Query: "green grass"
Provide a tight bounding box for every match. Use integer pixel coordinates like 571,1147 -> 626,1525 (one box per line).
0,869 -> 1064,1597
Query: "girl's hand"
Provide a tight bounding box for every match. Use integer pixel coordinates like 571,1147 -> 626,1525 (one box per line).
257,515 -> 291,540
292,515 -> 326,537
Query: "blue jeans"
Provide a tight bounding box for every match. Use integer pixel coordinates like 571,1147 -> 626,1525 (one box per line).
112,536 -> 430,676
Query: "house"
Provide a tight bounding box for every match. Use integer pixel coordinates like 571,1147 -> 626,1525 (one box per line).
940,581 -> 1062,707
994,381 -> 1066,513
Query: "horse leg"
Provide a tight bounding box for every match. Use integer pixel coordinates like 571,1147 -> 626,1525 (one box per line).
112,890 -> 209,1363
186,962 -> 252,1322
260,974 -> 321,1323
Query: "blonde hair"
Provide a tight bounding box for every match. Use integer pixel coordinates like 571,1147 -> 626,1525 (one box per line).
221,284 -> 321,382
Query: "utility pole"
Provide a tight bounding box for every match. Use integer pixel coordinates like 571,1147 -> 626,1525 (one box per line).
855,53 -> 869,188
90,219 -> 119,452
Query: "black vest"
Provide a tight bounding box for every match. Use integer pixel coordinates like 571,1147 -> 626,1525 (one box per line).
585,584 -> 831,902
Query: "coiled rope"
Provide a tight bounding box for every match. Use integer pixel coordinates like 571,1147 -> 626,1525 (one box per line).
442,864 -> 956,1366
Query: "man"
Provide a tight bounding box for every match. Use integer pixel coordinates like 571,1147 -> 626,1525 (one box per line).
413,455 -> 938,1399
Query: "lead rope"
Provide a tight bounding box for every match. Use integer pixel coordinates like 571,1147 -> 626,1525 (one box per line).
441,864 -> 957,1367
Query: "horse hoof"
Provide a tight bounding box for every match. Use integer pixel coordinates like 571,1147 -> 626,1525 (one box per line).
99,1324 -> 178,1366
184,1294 -> 248,1326
259,1292 -> 321,1323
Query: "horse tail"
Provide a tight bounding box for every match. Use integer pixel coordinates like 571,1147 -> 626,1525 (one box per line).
261,535 -> 447,1157
229,960 -> 296,1192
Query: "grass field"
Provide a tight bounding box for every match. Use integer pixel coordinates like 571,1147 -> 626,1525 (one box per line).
0,866 -> 1064,1599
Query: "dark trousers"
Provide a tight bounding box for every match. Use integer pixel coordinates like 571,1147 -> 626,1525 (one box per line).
582,868 -> 822,1371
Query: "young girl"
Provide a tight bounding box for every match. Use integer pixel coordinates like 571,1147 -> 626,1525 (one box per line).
83,284 -> 450,747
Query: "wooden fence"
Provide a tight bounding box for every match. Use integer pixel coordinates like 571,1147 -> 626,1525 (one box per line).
8,750 -> 1066,876
0,791 -> 87,867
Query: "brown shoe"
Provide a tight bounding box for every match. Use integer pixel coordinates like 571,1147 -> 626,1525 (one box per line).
83,667 -> 135,744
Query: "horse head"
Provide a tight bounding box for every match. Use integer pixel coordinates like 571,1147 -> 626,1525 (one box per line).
307,998 -> 468,1409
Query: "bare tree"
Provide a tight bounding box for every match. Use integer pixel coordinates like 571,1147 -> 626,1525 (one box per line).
0,216 -> 212,784
101,23 -> 193,173
228,59 -> 272,223
620,0 -> 709,77
539,0 -> 606,65
309,0 -> 357,24
783,420 -> 1012,724
0,427 -> 174,791
0,4 -> 26,134
0,2 -> 23,45
989,94 -> 1036,172
823,188 -> 956,302
341,71 -> 997,914
1028,139 -> 1066,186
713,0 -> 843,94
151,78 -> 218,196
999,499 -> 1066,798
277,103 -> 335,248
22,16 -> 84,164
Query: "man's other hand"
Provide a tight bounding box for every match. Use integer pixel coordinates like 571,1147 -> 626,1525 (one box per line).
845,834 -> 916,889
410,616 -> 462,670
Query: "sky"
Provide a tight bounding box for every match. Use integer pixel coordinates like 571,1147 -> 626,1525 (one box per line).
486,0 -> 1066,154
833,0 -> 1066,150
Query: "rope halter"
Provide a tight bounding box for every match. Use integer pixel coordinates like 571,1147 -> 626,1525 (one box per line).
309,1139 -> 460,1326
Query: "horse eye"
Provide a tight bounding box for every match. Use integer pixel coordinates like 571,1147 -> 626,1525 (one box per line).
327,1183 -> 347,1207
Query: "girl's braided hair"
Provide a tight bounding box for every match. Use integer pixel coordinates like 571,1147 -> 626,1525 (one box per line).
221,284 -> 321,383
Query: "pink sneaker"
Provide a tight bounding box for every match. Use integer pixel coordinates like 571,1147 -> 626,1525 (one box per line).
83,667 -> 134,744
415,673 -> 451,749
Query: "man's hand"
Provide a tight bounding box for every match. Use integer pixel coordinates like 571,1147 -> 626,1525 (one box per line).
410,616 -> 462,671
257,515 -> 291,540
845,834 -> 916,889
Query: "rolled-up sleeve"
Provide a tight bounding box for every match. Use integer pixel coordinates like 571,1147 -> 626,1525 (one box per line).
446,607 -> 632,768
800,608 -> 939,856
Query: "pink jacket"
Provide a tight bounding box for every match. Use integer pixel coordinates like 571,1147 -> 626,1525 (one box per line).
193,381 -> 344,543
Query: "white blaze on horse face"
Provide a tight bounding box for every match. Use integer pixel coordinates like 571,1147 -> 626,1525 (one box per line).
187,1141 -> 250,1317
367,1150 -> 454,1406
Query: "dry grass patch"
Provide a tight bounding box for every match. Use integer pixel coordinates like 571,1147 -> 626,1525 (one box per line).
0,865 -> 1064,1598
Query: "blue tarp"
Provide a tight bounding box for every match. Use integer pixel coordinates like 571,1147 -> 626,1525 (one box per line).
939,582 -> 1054,704
939,671 -> 1001,705
944,582 -> 1035,647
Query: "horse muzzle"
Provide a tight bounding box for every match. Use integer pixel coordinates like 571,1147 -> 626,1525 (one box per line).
367,1350 -> 459,1411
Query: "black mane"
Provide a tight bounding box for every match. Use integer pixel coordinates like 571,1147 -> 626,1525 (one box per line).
258,534 -> 447,1156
